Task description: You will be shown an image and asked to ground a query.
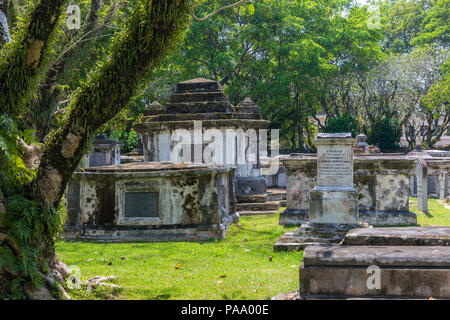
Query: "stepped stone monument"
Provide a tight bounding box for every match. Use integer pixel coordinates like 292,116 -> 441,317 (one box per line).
274,133 -> 364,251
133,78 -> 284,216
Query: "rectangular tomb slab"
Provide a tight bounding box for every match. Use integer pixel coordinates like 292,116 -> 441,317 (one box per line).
342,227 -> 450,246
299,245 -> 450,299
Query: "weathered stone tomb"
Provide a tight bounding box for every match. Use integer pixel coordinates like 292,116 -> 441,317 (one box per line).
274,133 -> 365,251
133,78 -> 270,200
279,153 -> 418,227
64,162 -> 236,242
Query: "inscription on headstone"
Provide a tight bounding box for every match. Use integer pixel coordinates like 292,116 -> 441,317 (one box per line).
310,133 -> 358,224
124,192 -> 159,218
317,146 -> 353,187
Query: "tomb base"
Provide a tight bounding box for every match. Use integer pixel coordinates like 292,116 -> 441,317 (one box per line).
273,222 -> 362,251
278,209 -> 417,226
309,187 -> 359,224
63,224 -> 227,242
278,209 -> 309,225
342,226 -> 450,246
298,245 -> 450,299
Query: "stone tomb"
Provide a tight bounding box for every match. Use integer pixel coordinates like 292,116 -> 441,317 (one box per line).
274,133 -> 363,251
298,244 -> 450,299
133,78 -> 270,200
87,133 -> 122,167
63,162 -> 237,242
279,153 -> 417,226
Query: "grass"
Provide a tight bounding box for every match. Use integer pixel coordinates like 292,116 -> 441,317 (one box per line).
410,197 -> 450,226
55,197 -> 449,300
56,212 -> 299,300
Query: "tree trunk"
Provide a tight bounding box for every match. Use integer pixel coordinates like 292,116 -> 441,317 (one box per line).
1,0 -> 192,299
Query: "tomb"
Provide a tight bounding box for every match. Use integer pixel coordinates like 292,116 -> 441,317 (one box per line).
63,162 -> 237,242
86,133 -> 122,167
274,133 -> 365,251
133,78 -> 283,216
279,153 -> 418,227
298,244 -> 450,299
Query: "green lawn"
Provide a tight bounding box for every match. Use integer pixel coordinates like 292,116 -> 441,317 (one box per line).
410,197 -> 450,226
56,213 -> 299,300
56,197 -> 449,300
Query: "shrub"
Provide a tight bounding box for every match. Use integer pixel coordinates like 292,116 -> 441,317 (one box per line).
323,113 -> 359,137
367,118 -> 402,151
110,129 -> 139,154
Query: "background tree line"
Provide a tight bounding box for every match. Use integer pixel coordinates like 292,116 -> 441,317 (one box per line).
129,0 -> 448,152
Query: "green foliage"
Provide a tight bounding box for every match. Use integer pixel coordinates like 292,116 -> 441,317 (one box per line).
0,115 -> 37,187
0,194 -> 66,298
110,129 -> 139,154
367,118 -> 403,151
411,0 -> 449,47
0,0 -> 65,119
323,113 -> 360,137
148,0 -> 383,149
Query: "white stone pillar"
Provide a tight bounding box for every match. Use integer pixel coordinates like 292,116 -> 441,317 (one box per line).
416,159 -> 428,213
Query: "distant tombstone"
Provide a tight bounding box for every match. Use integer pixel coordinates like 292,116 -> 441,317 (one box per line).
310,133 -> 358,224
86,133 -> 122,167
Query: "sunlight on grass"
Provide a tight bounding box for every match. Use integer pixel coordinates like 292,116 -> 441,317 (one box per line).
409,197 -> 450,227
56,211 -> 300,300
56,197 -> 450,300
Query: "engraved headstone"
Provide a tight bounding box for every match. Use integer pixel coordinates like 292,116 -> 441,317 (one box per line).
274,133 -> 362,251
310,133 -> 358,224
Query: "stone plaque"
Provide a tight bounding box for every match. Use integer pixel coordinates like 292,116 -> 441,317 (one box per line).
124,192 -> 159,218
89,152 -> 106,167
317,145 -> 353,187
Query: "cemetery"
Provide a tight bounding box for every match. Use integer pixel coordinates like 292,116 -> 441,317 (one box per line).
0,0 -> 449,303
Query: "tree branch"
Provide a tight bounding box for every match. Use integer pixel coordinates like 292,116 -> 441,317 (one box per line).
191,0 -> 251,21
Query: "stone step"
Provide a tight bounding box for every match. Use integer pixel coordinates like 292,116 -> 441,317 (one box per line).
164,101 -> 232,114
273,242 -> 331,251
273,223 -> 363,251
281,229 -> 348,240
279,200 -> 287,207
238,210 -> 278,216
237,194 -> 267,203
299,245 -> 450,299
266,189 -> 287,201
277,236 -> 343,244
236,201 -> 280,211
342,226 -> 450,246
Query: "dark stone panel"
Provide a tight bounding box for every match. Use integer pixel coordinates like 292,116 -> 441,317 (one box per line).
124,192 -> 159,218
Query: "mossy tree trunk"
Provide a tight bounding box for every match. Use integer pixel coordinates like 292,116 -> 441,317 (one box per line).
0,0 -> 192,299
